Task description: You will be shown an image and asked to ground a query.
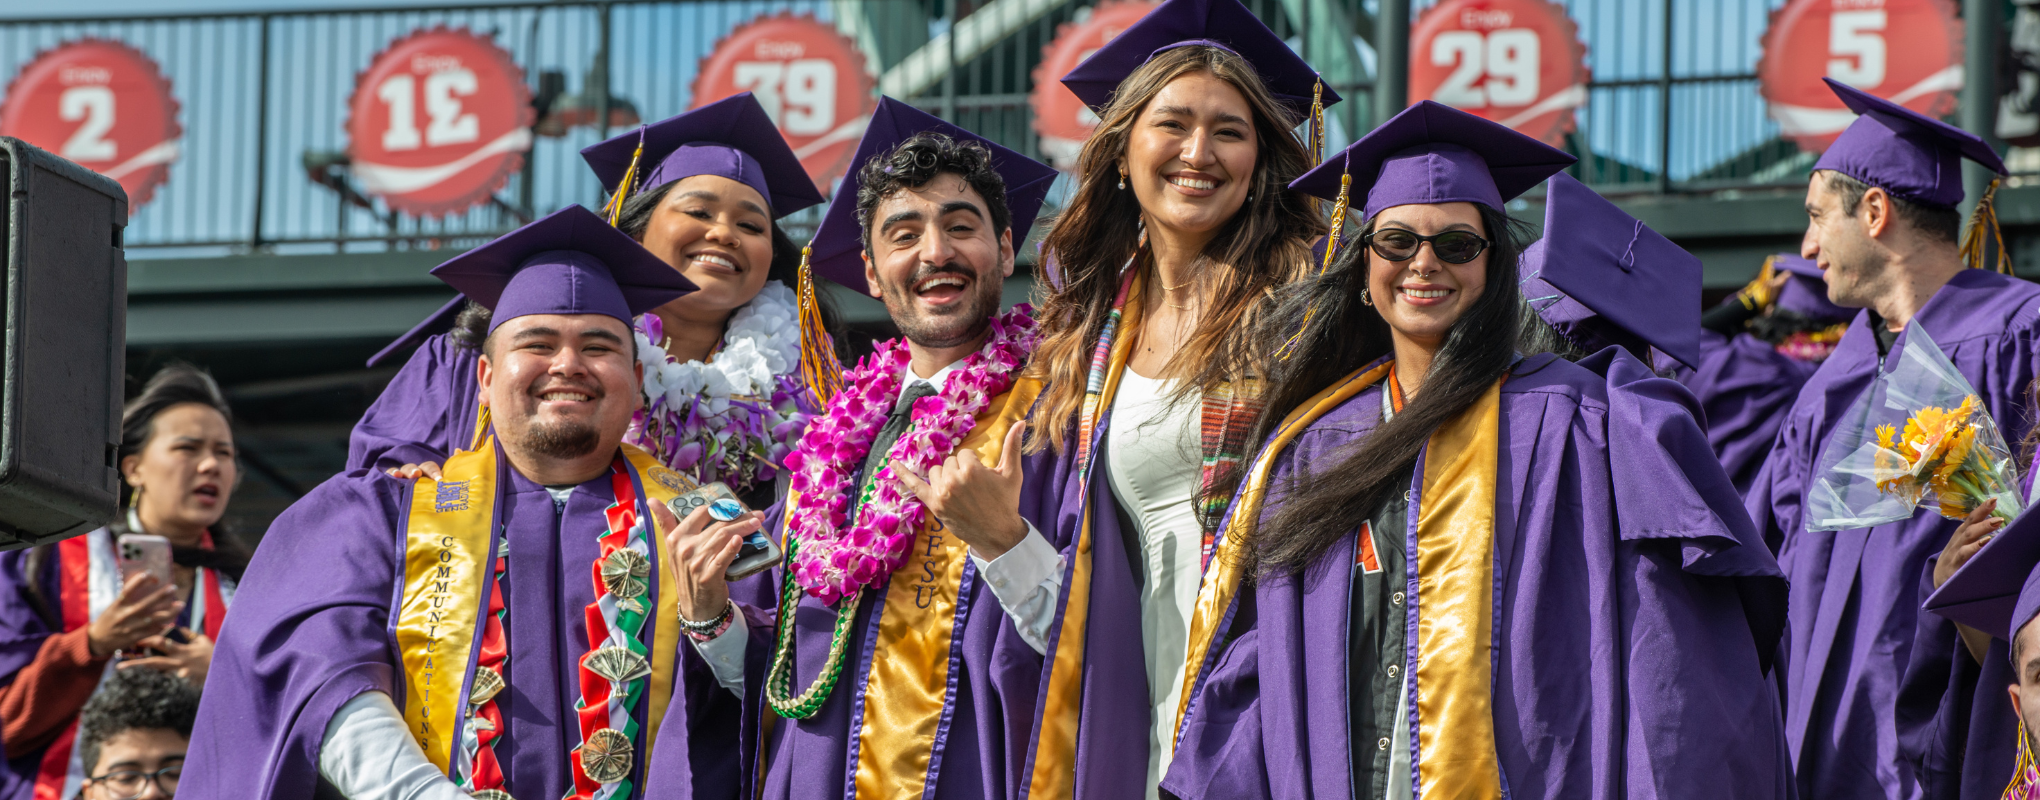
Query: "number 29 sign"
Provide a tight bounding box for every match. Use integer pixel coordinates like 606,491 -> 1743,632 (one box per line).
1410,0 -> 1589,148
0,39 -> 182,210
1758,0 -> 1962,153
692,13 -> 877,189
347,27 -> 533,217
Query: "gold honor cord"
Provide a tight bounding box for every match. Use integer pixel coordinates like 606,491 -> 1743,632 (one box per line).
1173,360 -> 1393,742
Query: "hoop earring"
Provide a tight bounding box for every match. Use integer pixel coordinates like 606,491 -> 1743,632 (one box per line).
1360,288 -> 1373,306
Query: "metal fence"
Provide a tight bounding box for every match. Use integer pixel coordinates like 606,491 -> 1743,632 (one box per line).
0,0 -> 1925,251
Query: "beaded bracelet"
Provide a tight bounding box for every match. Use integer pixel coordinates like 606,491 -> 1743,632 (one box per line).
681,600 -> 736,642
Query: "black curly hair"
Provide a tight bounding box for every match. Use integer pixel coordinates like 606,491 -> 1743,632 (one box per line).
76,667 -> 199,778
853,132 -> 1012,256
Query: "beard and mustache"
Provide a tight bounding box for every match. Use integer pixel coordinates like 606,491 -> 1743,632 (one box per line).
877,262 -> 1003,349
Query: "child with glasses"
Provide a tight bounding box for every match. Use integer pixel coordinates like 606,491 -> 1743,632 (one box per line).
74,669 -> 194,800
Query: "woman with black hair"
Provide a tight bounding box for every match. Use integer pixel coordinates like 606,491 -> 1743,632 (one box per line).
0,364 -> 246,800
349,93 -> 832,508
1160,103 -> 1791,799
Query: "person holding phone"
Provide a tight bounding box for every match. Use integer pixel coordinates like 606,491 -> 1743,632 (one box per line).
0,364 -> 246,800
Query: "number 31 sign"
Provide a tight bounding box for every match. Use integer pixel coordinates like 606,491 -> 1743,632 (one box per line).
692,13 -> 877,189
1410,0 -> 1588,148
0,39 -> 181,210
347,27 -> 533,218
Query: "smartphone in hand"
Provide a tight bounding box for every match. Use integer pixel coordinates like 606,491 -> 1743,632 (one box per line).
668,482 -> 781,581
115,533 -> 174,590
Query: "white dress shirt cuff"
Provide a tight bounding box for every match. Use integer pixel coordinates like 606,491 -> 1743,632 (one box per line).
969,522 -> 1066,655
688,606 -> 750,696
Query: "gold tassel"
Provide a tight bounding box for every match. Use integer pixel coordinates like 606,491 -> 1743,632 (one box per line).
1309,78 -> 1326,168
602,126 -> 649,227
1961,178 -> 2014,274
796,246 -> 845,405
2004,719 -> 2037,800
1276,172 -> 1352,360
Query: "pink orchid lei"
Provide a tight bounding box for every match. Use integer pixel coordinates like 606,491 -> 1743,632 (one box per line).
782,304 -> 1039,604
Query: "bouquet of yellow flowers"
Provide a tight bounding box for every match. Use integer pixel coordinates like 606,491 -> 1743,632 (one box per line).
1809,325 -> 2024,531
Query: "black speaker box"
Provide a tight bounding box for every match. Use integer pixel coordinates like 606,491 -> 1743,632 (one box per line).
0,138 -> 128,551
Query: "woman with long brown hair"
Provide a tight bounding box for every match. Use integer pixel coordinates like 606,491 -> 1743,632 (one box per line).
987,0 -> 1336,795
1162,102 -> 1790,799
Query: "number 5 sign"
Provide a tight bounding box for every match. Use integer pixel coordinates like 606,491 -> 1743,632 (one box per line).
0,39 -> 181,210
1410,0 -> 1588,148
1759,0 -> 1962,153
692,13 -> 877,188
347,27 -> 533,217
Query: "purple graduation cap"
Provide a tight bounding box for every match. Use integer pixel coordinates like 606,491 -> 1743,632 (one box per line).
581,92 -> 826,219
1058,0 -> 1339,120
1815,77 -> 2007,208
1926,508 -> 2040,654
430,205 -> 694,333
1290,100 -> 1576,220
803,96 -> 1060,294
1770,253 -> 1851,322
365,295 -> 466,368
1519,172 -> 1701,369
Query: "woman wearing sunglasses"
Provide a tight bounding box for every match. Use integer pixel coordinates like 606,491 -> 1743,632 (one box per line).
1160,102 -> 1791,799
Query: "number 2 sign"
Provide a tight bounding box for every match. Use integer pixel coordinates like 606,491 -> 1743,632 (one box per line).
692,13 -> 877,189
1759,0 -> 1963,153
0,39 -> 181,210
346,27 -> 533,217
1410,0 -> 1588,148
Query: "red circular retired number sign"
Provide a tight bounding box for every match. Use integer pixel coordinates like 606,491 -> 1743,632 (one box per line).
1759,0 -> 1962,153
347,27 -> 532,217
0,39 -> 181,210
1409,0 -> 1588,148
1030,1 -> 1161,172
692,13 -> 877,189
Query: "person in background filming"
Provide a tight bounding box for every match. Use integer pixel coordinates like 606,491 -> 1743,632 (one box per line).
0,364 -> 245,800
75,667 -> 200,800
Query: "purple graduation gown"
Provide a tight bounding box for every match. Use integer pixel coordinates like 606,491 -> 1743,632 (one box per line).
1683,329 -> 1823,497
1747,268 -> 2040,799
182,451 -> 688,799
348,332 -> 482,474
1163,351 -> 1792,799
697,457 -> 1060,798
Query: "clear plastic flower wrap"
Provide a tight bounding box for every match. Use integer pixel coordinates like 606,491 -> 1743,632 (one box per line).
1807,324 -> 2024,531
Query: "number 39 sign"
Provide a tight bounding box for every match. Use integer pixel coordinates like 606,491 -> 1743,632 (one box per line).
0,39 -> 181,210
1758,0 -> 1962,153
347,27 -> 533,217
692,13 -> 877,188
1410,0 -> 1588,148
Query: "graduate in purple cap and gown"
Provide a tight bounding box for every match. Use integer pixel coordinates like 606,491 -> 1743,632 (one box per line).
1682,254 -> 1854,495
1011,0 -> 1337,794
1741,77 -> 2040,800
1162,100 -> 1791,800
350,93 -> 830,510
182,206 -> 715,800
657,98 -> 1061,800
1517,171 -> 1703,375
1920,498 -> 2040,798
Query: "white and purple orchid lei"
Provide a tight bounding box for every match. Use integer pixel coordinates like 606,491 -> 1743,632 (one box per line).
626,281 -> 816,496
783,304 -> 1038,604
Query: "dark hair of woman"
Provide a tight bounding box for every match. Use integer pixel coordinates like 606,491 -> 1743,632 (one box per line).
454,179 -> 837,348
1026,44 -> 1327,455
20,365 -> 250,628
1240,204 -> 1530,576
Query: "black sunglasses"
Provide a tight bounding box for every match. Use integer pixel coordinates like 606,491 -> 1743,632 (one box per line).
1362,228 -> 1491,265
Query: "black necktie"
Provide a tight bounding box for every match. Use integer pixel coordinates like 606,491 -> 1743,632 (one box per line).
857,381 -> 939,511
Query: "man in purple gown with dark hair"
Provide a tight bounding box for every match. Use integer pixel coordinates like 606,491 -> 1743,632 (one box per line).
182,206 -> 720,799
1745,77 -> 2040,800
